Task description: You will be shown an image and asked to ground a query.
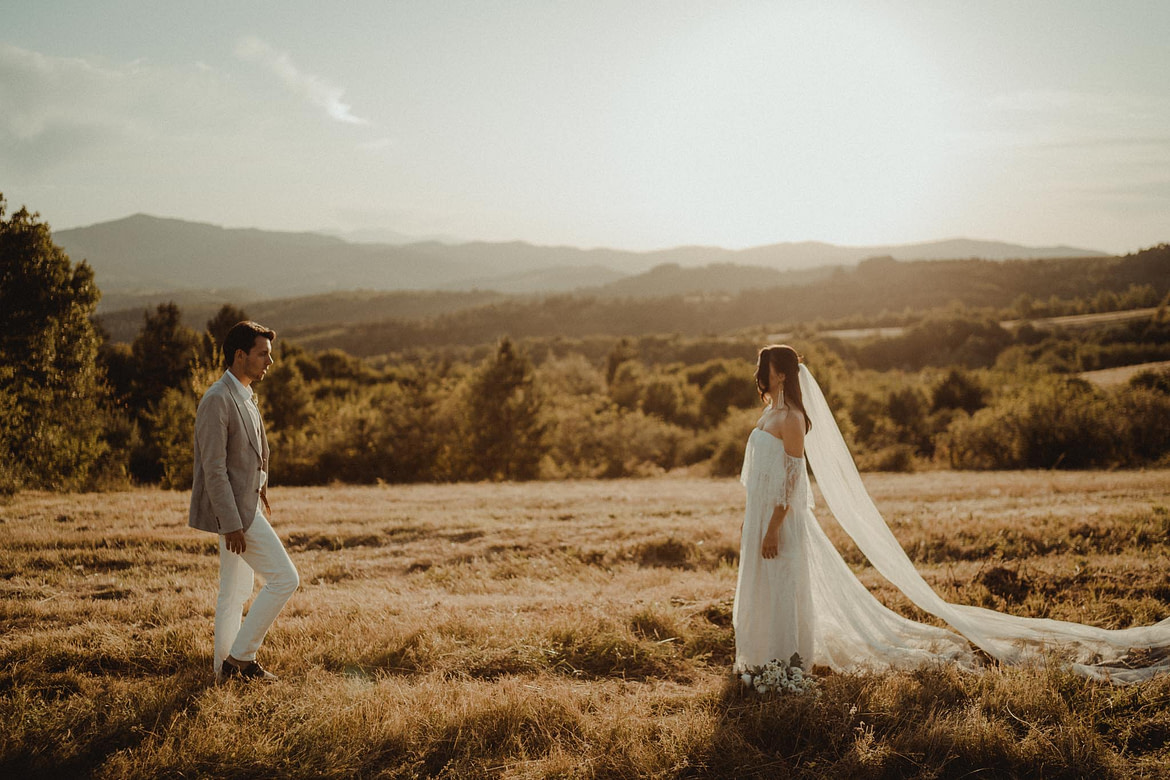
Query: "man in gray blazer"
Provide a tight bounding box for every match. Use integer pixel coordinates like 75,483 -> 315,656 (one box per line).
190,320 -> 298,682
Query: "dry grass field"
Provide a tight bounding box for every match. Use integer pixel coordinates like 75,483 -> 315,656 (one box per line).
1081,360 -> 1170,388
4,471 -> 1170,779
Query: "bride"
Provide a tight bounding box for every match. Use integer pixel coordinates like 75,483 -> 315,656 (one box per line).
734,344 -> 1170,684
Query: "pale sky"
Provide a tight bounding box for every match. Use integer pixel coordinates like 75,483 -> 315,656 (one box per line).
2,1 -> 1167,254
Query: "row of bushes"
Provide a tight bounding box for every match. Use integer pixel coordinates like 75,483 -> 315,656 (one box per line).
946,375 -> 1170,469
82,303 -> 1170,489
6,190 -> 1169,491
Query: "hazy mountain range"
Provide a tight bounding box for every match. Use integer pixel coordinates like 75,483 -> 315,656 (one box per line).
320,226 -> 466,245
53,214 -> 1109,313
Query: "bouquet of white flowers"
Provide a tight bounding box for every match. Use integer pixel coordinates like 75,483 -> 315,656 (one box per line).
738,653 -> 816,695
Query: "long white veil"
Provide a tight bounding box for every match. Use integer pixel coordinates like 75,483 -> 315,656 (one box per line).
799,363 -> 1170,683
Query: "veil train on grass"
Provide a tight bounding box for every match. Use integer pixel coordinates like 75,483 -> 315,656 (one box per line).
799,363 -> 1170,684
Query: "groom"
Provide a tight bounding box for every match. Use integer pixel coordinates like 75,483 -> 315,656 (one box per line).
189,320 -> 298,682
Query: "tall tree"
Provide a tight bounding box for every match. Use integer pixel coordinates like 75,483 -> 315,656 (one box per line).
605,337 -> 639,386
126,302 -> 202,483
204,303 -> 249,365
129,302 -> 202,413
0,196 -> 106,490
465,338 -> 548,480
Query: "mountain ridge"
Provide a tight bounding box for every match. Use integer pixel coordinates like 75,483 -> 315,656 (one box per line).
54,213 -> 1111,310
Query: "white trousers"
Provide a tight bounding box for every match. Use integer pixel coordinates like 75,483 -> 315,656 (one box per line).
214,508 -> 299,674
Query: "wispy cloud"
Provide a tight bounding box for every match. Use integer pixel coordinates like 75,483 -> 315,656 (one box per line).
0,44 -> 276,181
0,45 -> 148,175
980,89 -> 1170,143
953,89 -> 1170,184
235,36 -> 368,125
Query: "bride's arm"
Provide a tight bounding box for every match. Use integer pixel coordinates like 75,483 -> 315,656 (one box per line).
761,503 -> 788,559
761,412 -> 806,560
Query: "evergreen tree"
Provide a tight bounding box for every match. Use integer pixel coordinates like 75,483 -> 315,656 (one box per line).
608,360 -> 644,410
931,368 -> 986,414
466,338 -> 548,480
126,302 -> 202,482
699,370 -> 758,426
605,337 -> 639,386
204,303 -> 249,364
0,196 -> 106,491
146,386 -> 197,489
263,361 -> 313,431
641,375 -> 684,422
129,302 -> 202,412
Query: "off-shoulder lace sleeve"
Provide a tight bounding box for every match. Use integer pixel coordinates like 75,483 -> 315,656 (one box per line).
741,435 -> 812,510
784,453 -> 812,511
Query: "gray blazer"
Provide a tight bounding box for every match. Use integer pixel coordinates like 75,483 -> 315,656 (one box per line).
189,373 -> 270,534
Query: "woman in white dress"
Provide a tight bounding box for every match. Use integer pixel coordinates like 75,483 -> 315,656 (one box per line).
733,344 -> 815,671
734,344 -> 1170,684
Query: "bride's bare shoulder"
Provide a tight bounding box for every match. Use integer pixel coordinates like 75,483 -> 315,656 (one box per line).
760,407 -> 790,438
775,407 -> 805,439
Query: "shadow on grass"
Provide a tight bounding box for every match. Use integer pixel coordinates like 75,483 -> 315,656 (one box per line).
686,674 -> 858,778
1,667 -> 212,780
689,664 -> 1140,779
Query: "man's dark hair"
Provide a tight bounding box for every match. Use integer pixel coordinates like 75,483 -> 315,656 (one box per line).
222,321 -> 276,368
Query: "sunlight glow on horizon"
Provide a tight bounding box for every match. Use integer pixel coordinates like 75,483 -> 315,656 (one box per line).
631,4 -> 962,248
1,1 -> 1167,255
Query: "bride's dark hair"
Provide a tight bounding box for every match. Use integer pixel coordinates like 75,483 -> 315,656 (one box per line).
755,344 -> 811,432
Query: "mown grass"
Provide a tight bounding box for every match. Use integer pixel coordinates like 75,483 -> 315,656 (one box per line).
3,472 -> 1170,778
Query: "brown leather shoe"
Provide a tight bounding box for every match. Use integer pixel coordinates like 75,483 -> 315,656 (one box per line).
221,657 -> 279,682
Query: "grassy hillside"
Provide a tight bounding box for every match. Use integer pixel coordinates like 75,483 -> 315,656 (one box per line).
587,262 -> 833,299
93,246 -> 1168,354
277,247 -> 1168,356
4,472 -> 1170,778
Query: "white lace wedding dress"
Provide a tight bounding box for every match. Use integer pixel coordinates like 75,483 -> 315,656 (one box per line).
733,364 -> 1170,684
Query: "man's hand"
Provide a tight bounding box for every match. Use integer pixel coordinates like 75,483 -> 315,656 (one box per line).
224,529 -> 246,555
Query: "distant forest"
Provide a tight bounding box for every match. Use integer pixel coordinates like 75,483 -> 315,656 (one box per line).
5,192 -> 1169,493
297,249 -> 1168,357
95,248 -> 1170,358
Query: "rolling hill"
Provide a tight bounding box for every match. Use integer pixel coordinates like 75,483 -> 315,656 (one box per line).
54,214 -> 1109,311
94,247 -> 1168,357
55,215 -> 482,301
95,289 -> 513,344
